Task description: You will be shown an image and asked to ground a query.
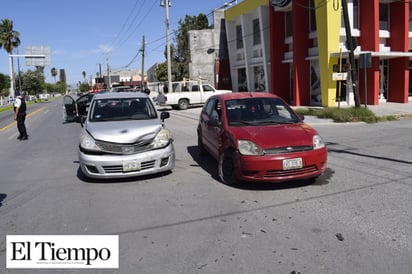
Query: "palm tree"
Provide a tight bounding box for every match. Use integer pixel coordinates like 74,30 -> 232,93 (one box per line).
82,71 -> 86,82
51,67 -> 57,83
0,18 -> 21,96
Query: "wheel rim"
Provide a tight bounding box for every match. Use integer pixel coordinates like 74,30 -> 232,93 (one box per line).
179,100 -> 188,110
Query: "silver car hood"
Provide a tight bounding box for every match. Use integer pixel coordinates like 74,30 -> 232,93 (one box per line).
85,119 -> 162,144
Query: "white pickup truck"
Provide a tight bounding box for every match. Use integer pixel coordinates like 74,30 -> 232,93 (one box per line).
157,81 -> 232,110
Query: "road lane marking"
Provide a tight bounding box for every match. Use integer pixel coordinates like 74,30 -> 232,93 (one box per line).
0,106 -> 46,132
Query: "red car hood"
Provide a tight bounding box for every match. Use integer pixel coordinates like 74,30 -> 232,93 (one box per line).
228,123 -> 317,148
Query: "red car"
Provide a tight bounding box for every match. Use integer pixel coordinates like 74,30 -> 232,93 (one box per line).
197,92 -> 328,185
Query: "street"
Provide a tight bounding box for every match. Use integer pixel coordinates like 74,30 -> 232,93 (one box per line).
0,98 -> 411,274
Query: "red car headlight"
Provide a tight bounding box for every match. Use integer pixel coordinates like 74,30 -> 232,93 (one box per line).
238,140 -> 264,156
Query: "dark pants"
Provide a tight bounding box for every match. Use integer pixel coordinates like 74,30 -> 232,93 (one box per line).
17,113 -> 28,138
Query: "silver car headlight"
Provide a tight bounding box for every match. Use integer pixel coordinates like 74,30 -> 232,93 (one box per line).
238,140 -> 263,156
313,135 -> 326,150
152,128 -> 173,149
79,130 -> 101,152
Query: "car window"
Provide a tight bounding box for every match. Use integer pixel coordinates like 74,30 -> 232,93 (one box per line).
89,97 -> 157,121
202,85 -> 214,92
225,97 -> 299,126
204,98 -> 215,116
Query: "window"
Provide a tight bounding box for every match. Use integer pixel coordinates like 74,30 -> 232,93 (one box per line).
254,66 -> 265,91
236,25 -> 243,49
309,0 -> 316,32
285,11 -> 292,37
379,3 -> 389,31
409,4 -> 412,32
353,0 -> 359,29
238,68 -> 247,92
253,18 -> 261,45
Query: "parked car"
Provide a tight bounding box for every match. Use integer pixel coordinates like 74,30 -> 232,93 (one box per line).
197,92 -> 328,185
157,80 -> 232,110
78,92 -> 175,179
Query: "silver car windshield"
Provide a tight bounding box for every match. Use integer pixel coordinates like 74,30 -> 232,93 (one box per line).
89,97 -> 157,121
225,98 -> 300,126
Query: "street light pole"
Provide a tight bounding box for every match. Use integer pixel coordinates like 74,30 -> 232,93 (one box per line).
161,0 -> 172,93
8,53 -> 46,98
9,54 -> 14,98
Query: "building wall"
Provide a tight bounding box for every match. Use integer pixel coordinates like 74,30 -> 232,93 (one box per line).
188,9 -> 228,88
225,0 -> 270,92
224,0 -> 411,107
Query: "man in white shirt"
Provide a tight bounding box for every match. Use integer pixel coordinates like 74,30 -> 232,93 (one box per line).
13,94 -> 28,140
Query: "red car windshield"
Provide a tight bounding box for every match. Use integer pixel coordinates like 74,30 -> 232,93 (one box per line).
225,98 -> 300,126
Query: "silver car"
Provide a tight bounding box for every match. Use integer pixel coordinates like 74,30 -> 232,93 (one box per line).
78,92 -> 175,179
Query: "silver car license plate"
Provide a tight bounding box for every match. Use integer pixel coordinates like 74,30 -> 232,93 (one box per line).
283,158 -> 302,170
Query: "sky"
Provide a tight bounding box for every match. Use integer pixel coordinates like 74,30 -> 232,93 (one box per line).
0,0 -> 237,86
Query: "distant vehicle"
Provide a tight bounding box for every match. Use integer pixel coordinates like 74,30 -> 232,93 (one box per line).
111,86 -> 150,95
197,92 -> 328,185
157,80 -> 232,110
78,92 -> 175,179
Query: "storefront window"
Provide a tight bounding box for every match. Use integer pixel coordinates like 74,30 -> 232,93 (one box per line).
238,68 -> 247,92
254,66 -> 265,91
310,60 -> 321,104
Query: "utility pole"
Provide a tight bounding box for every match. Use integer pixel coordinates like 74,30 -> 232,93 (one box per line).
161,0 -> 172,93
141,35 -> 145,89
106,57 -> 112,89
342,0 -> 360,107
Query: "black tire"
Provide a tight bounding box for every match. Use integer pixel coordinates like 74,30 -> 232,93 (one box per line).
197,134 -> 207,155
178,99 -> 189,110
218,149 -> 239,186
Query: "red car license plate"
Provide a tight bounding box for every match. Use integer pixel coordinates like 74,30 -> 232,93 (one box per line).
283,158 -> 302,170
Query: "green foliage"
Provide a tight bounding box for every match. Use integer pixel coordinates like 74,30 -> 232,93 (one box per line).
46,82 -> 66,94
0,72 -> 10,96
295,107 -> 388,123
20,70 -> 45,95
155,62 -> 168,82
78,82 -> 91,93
0,18 -> 21,53
50,67 -> 57,82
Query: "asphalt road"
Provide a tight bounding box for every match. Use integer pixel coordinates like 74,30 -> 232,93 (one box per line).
0,98 -> 411,274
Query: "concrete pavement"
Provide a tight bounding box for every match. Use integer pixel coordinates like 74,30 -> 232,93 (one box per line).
366,100 -> 412,117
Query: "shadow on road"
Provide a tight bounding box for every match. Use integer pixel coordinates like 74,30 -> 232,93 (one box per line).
187,145 -> 333,191
0,193 -> 6,207
76,166 -> 173,184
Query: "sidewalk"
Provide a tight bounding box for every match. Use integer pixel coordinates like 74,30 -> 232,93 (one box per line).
298,100 -> 412,125
366,100 -> 412,117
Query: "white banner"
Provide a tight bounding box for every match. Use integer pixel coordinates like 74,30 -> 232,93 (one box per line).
6,235 -> 119,269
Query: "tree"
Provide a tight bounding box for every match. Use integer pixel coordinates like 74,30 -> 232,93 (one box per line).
0,18 -> 21,96
0,72 -> 10,97
172,13 -> 210,81
51,67 -> 57,83
21,70 -> 45,96
82,71 -> 86,82
78,82 -> 90,93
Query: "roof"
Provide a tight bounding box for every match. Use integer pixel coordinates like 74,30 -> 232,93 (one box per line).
212,91 -> 281,101
93,92 -> 149,100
